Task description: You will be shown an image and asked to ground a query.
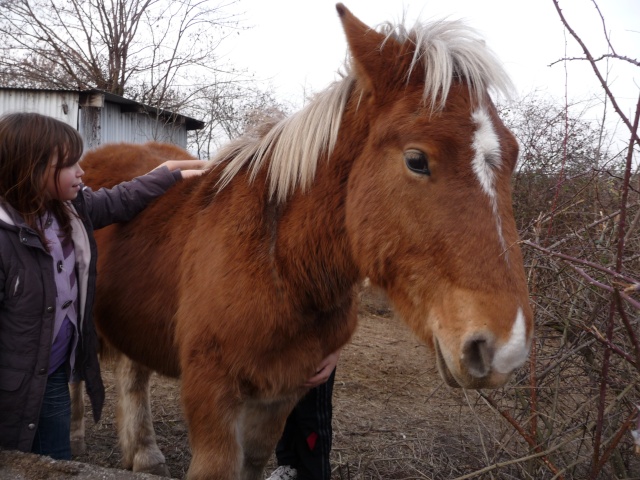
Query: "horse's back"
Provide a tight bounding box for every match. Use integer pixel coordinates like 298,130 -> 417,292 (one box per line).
81,141 -> 196,189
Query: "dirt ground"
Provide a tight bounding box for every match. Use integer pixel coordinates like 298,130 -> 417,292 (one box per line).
5,287 -> 526,479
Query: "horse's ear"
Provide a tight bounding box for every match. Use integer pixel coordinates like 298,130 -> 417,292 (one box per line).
336,3 -> 401,96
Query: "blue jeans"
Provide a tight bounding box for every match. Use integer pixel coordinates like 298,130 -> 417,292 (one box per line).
31,365 -> 71,460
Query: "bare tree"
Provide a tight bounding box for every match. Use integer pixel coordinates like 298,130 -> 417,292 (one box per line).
0,0 -> 241,107
188,80 -> 289,158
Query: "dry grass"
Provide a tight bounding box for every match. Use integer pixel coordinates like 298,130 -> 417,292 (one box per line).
71,284 -> 640,479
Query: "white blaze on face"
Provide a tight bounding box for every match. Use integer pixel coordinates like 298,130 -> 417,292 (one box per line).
471,109 -> 508,256
492,307 -> 530,374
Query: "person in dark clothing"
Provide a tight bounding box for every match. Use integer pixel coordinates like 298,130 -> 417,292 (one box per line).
267,350 -> 340,480
0,112 -> 207,460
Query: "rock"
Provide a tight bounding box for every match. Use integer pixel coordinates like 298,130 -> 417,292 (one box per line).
0,449 -> 174,480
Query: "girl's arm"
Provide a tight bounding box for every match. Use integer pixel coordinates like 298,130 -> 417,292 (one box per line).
78,160 -> 208,229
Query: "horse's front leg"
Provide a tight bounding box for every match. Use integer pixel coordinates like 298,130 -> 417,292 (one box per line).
238,396 -> 300,480
182,361 -> 300,480
182,367 -> 294,480
69,381 -> 86,456
115,353 -> 170,477
181,366 -> 244,480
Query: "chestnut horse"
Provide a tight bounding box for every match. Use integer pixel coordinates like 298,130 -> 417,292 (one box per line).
72,4 -> 533,479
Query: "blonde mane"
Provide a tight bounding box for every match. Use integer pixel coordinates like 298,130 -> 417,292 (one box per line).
214,18 -> 513,203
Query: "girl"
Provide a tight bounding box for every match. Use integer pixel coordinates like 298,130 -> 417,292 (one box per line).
0,112 -> 206,460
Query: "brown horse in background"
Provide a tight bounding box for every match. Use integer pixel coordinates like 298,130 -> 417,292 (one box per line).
72,4 -> 533,479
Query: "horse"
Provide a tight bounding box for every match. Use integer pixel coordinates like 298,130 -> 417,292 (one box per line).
71,4 -> 533,479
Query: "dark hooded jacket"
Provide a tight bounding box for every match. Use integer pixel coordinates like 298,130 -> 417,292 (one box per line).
0,166 -> 180,452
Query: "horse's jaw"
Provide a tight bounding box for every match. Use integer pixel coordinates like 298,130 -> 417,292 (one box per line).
433,338 -> 462,388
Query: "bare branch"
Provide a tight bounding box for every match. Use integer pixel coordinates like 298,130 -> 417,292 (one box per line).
551,0 -> 640,147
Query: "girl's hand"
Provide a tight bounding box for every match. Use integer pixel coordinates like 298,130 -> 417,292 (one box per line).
303,349 -> 341,388
155,160 -> 209,179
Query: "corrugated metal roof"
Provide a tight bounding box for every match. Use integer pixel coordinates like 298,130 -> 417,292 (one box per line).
0,87 -> 204,151
0,87 -> 204,130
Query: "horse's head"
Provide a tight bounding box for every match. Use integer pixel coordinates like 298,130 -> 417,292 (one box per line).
338,4 -> 533,389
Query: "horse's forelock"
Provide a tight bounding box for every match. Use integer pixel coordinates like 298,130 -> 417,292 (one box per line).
381,19 -> 514,111
215,18 -> 512,203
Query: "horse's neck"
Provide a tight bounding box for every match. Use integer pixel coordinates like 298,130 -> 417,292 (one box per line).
275,98 -> 372,311
271,165 -> 360,312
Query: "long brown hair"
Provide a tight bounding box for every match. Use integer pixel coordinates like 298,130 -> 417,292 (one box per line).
0,112 -> 84,248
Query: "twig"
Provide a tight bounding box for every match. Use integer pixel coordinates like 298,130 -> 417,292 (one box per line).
587,324 -> 637,368
614,291 -> 640,369
451,439 -> 569,480
549,53 -> 640,69
592,408 -> 638,474
478,393 -> 564,478
589,299 -> 616,479
522,240 -> 638,286
535,337 -> 598,382
546,207 -> 631,250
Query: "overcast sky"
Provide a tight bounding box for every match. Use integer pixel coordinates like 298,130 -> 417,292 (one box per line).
224,0 -> 638,134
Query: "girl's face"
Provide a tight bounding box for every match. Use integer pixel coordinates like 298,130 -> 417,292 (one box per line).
45,153 -> 84,201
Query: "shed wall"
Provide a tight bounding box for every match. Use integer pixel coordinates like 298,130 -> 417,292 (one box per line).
91,102 -> 187,147
0,89 -> 79,127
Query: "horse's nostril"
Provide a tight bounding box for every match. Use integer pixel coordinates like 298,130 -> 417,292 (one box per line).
462,336 -> 495,378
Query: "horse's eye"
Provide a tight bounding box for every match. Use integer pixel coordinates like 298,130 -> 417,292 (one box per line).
404,149 -> 430,175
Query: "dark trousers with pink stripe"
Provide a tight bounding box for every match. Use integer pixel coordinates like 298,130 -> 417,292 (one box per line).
275,368 -> 336,480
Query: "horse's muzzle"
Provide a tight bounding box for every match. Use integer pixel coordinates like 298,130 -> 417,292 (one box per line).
434,336 -> 515,389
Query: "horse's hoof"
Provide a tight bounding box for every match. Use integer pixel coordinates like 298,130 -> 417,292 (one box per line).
139,463 -> 171,478
70,438 -> 86,456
